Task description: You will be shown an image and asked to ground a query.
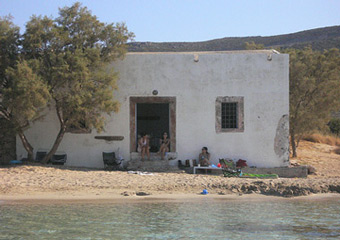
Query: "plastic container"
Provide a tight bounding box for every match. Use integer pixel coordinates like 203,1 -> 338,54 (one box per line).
201,189 -> 208,195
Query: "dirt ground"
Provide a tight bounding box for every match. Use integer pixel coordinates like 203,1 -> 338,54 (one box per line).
292,140 -> 340,178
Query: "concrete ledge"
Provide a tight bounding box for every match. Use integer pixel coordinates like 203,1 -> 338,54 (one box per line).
127,159 -> 179,172
130,152 -> 177,161
242,166 -> 308,178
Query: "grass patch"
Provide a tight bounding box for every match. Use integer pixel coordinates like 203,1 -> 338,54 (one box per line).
302,133 -> 340,146
240,173 -> 279,179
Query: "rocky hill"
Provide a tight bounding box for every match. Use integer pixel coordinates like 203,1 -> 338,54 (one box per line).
128,25 -> 340,52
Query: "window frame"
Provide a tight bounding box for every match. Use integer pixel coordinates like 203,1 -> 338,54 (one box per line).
216,96 -> 244,133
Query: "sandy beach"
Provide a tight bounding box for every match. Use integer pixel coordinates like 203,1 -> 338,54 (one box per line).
1,141 -> 340,203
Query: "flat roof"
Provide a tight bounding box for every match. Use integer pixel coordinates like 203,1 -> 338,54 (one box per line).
127,49 -> 281,55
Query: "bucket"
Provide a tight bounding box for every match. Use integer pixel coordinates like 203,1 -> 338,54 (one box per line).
201,189 -> 208,195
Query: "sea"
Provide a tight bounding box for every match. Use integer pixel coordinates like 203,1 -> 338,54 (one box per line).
1,197 -> 340,239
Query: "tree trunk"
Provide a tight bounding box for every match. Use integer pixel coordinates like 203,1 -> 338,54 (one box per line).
41,125 -> 67,164
290,132 -> 297,158
17,130 -> 34,161
1,110 -> 34,161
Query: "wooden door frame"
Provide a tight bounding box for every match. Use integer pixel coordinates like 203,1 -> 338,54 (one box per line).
130,97 -> 176,153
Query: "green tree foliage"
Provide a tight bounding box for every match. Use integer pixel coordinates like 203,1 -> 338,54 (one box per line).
328,118 -> 340,136
284,47 -> 340,157
244,41 -> 265,50
4,61 -> 50,127
21,2 -> 134,163
0,16 -> 50,161
0,16 -> 19,84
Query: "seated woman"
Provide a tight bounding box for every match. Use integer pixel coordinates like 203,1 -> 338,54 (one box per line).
159,132 -> 170,160
138,133 -> 150,161
199,147 -> 211,166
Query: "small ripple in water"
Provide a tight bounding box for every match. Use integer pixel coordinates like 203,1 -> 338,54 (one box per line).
0,199 -> 340,239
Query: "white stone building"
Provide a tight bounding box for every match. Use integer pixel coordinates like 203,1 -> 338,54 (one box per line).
16,50 -> 289,169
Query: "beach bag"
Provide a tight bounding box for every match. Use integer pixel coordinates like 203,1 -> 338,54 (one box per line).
219,158 -> 234,168
236,159 -> 248,168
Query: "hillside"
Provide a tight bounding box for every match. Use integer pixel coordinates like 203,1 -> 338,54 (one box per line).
128,25 -> 340,52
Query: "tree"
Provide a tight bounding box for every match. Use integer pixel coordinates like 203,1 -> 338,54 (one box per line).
0,16 -> 50,161
285,47 -> 340,157
22,2 -> 134,163
244,41 -> 265,50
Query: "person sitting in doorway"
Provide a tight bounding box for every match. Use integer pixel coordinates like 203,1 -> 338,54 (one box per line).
138,133 -> 150,161
199,147 -> 211,166
159,132 -> 170,160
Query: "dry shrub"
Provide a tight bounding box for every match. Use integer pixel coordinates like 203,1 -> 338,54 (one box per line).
302,133 -> 340,146
302,134 -> 323,143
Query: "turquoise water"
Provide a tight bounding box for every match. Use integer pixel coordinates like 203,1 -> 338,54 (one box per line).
1,198 -> 340,239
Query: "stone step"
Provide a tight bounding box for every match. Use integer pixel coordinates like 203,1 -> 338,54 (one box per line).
127,152 -> 179,172
127,159 -> 179,172
130,152 -> 178,161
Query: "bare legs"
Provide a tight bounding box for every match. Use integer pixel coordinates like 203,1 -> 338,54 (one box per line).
159,145 -> 169,160
141,146 -> 150,161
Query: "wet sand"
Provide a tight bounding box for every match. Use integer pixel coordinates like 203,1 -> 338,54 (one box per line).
1,188 -> 340,206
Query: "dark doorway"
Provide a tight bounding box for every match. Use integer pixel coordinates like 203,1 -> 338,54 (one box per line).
130,97 -> 176,153
136,103 -> 169,152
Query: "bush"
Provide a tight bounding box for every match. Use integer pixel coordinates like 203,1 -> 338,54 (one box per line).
333,147 -> 340,155
328,118 -> 340,136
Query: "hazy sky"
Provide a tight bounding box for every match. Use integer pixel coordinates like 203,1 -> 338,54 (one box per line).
1,0 -> 339,42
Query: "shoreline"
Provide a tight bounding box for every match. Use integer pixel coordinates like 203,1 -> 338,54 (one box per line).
2,192 -> 340,205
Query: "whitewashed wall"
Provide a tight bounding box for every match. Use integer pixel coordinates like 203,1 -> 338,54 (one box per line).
17,50 -> 289,168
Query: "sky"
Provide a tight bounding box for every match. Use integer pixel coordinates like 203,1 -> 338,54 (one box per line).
0,0 -> 340,42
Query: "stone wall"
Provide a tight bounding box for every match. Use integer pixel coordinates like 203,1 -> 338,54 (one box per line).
0,118 -> 16,165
